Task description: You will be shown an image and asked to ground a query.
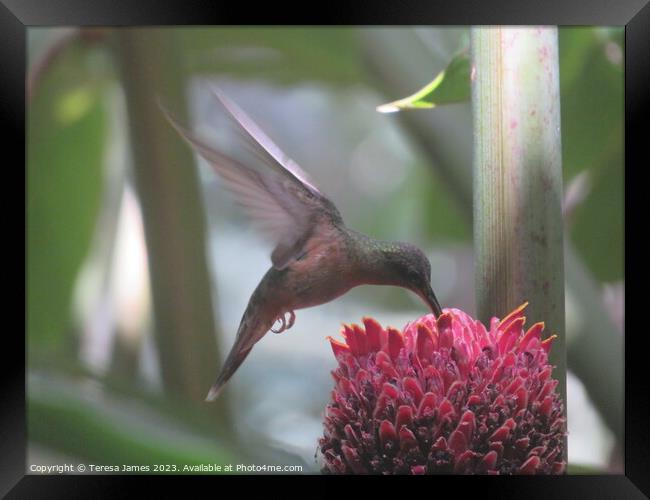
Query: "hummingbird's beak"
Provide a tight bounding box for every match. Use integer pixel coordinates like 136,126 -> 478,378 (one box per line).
420,285 -> 443,317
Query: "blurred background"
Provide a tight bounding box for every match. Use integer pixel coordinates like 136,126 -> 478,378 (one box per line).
27,27 -> 623,473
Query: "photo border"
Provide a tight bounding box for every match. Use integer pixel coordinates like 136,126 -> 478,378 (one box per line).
6,0 -> 647,496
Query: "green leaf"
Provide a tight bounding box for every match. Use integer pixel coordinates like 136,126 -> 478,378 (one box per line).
376,51 -> 470,113
29,385 -> 238,471
559,27 -> 624,282
27,42 -> 106,353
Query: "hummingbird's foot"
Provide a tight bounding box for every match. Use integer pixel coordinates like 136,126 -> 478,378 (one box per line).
271,311 -> 296,334
271,315 -> 286,333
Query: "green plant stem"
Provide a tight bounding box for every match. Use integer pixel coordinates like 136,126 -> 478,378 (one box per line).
470,26 -> 566,459
112,29 -> 227,422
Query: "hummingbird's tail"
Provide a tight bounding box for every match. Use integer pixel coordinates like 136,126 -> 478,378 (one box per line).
204,267 -> 282,402
204,296 -> 276,402
205,346 -> 253,402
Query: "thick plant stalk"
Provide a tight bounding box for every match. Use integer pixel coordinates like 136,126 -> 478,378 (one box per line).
113,29 -> 225,414
470,26 -> 566,455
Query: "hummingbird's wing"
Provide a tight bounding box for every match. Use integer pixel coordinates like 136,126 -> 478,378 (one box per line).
160,90 -> 343,270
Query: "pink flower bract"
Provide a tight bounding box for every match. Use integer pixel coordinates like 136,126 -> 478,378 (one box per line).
319,304 -> 566,474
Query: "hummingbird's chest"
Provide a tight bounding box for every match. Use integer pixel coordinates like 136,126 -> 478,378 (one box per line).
282,235 -> 358,309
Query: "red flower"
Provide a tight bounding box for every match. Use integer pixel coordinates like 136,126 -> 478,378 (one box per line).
319,304 -> 566,474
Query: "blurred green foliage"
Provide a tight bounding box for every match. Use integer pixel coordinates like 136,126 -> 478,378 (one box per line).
29,388 -> 236,472
559,27 -> 623,282
176,27 -> 362,85
412,158 -> 472,242
27,43 -> 106,355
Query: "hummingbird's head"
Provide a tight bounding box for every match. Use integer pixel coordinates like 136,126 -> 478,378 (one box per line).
379,243 -> 442,316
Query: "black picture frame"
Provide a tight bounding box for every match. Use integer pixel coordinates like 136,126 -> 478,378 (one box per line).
6,0 -> 648,497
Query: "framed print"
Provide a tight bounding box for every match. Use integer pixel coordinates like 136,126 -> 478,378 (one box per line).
6,0 -> 649,496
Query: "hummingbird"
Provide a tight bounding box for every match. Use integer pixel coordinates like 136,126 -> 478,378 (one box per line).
161,89 -> 443,402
